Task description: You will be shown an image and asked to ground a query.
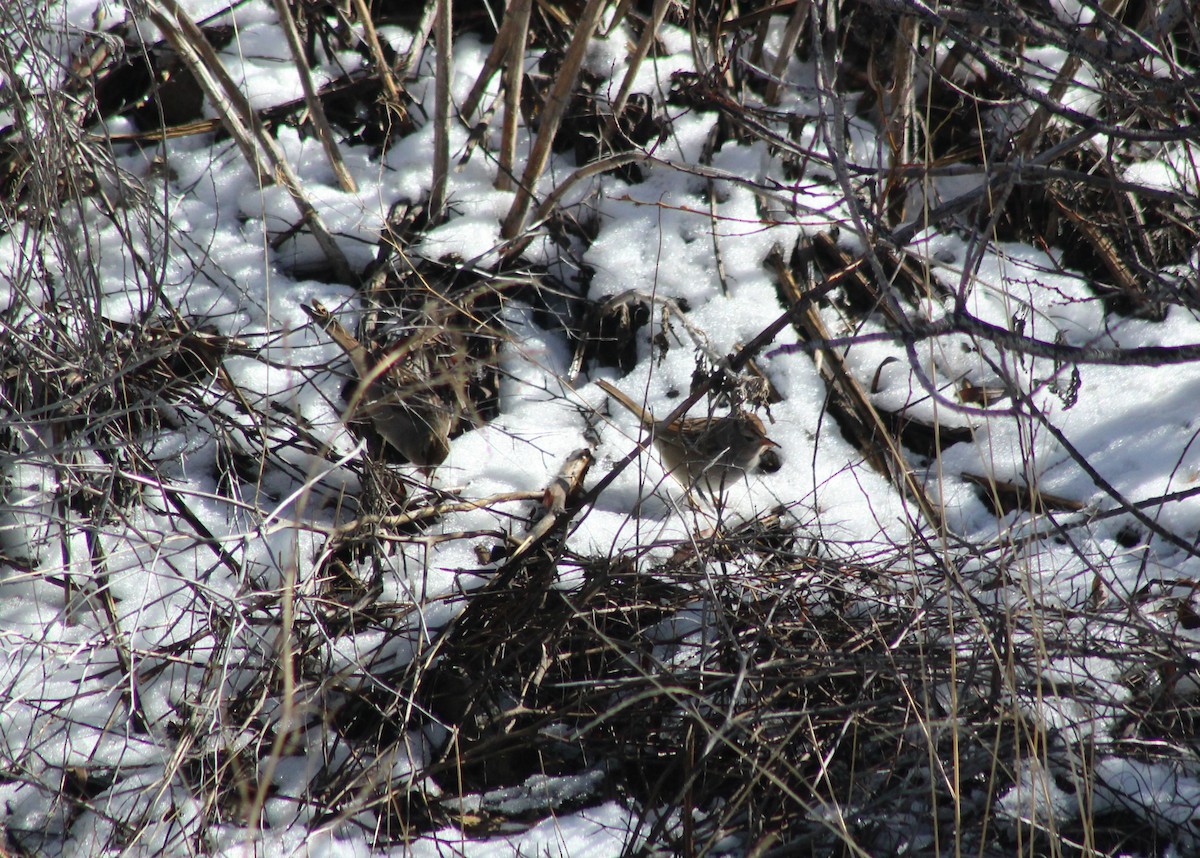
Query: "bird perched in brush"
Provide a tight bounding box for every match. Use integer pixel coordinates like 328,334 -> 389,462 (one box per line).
596,378 -> 777,495
303,300 -> 455,469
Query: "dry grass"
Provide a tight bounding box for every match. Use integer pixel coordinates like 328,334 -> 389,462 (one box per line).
2,0 -> 1199,855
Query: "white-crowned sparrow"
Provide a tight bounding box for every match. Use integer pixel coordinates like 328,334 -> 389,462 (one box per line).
303,300 -> 453,468
596,378 -> 777,494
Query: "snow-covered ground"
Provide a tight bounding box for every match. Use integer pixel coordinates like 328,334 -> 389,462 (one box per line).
3,0 -> 1200,854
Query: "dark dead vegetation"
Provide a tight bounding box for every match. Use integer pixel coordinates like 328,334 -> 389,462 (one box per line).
2,0 -> 1200,855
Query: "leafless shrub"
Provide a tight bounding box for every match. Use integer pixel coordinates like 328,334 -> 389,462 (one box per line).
3,0 -> 1200,855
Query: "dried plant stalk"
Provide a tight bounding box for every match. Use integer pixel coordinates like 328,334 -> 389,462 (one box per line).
429,0 -> 452,221
349,0 -> 406,120
496,0 -> 532,191
461,0 -> 533,121
500,0 -> 608,239
269,0 -> 357,193
764,0 -> 811,105
607,0 -> 673,122
144,0 -> 353,282
395,1 -> 439,78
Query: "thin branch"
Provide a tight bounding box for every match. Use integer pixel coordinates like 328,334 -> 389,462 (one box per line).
144,0 -> 355,283
501,0 -> 609,239
270,0 -> 357,192
430,0 -> 452,221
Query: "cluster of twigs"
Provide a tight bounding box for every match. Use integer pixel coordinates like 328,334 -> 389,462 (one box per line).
2,0 -> 1200,855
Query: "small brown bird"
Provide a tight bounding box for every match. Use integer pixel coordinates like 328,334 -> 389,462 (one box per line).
596,378 -> 778,494
303,300 -> 454,468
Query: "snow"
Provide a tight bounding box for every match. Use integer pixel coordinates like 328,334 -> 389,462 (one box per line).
4,0 -> 1200,854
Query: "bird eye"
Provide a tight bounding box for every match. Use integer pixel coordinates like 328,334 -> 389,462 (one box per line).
758,448 -> 782,472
